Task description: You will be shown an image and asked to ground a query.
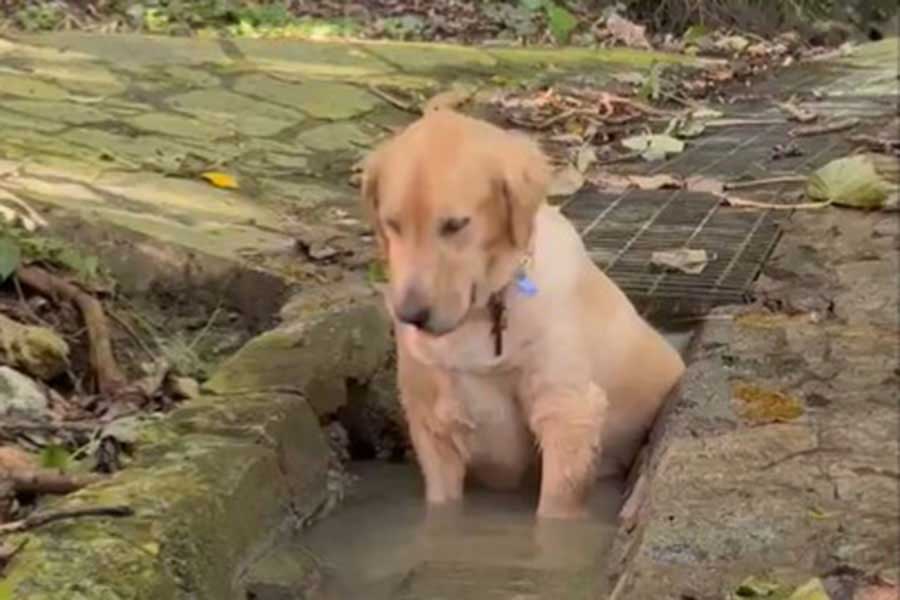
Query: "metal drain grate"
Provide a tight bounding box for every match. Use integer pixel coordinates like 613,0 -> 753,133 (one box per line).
561,186 -> 782,317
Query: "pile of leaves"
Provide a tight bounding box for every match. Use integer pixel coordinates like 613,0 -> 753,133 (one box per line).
0,223 -> 215,548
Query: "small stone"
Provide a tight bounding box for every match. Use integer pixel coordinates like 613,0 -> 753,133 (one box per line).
0,366 -> 50,420
0,314 -> 70,381
168,376 -> 201,400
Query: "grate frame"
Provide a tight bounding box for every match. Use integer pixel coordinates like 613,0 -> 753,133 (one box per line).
561,186 -> 782,317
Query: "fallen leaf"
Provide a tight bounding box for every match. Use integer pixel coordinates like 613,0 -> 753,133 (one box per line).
676,119 -> 706,138
591,173 -> 682,190
732,576 -> 783,598
200,171 -> 239,190
605,14 -> 651,49
628,174 -> 682,190
545,2 -> 578,43
786,578 -> 829,600
776,100 -> 819,123
807,154 -> 895,209
650,248 -> 712,274
548,164 -> 584,197
733,382 -> 804,424
683,24 -> 711,45
575,146 -> 597,173
621,134 -> 685,161
807,507 -> 836,520
716,34 -> 750,53
686,175 -> 725,194
0,237 -> 22,283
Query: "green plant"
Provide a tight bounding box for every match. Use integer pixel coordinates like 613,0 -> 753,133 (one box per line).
544,1 -> 579,43
0,236 -> 22,283
0,226 -> 102,283
13,2 -> 65,32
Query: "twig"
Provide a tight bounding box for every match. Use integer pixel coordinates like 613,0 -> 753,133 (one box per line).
11,275 -> 51,328
724,176 -> 808,190
367,84 -> 419,114
0,505 -> 133,536
108,309 -> 157,362
791,118 -> 860,137
706,118 -> 786,128
189,305 -> 222,351
6,469 -> 104,495
724,197 -> 832,210
849,134 -> 900,152
16,266 -> 127,397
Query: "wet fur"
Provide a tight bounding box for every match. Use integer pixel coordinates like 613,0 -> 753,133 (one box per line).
362,111 -> 684,519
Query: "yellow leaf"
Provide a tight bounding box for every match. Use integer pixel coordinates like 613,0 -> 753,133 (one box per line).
201,171 -> 239,190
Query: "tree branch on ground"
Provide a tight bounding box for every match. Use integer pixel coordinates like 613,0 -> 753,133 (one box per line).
15,265 -> 127,397
0,505 -> 133,536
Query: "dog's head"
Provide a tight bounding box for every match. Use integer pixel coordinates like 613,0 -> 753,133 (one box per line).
362,111 -> 549,336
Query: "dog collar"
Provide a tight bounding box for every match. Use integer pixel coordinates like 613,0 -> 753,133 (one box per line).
489,250 -> 537,357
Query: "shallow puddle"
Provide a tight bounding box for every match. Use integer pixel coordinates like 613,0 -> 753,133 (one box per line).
245,322 -> 694,600
288,462 -> 622,599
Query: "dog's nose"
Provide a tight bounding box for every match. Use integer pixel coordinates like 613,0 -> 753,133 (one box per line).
397,304 -> 431,329
395,291 -> 431,329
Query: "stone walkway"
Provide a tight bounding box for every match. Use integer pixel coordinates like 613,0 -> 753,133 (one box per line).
0,32 -> 687,318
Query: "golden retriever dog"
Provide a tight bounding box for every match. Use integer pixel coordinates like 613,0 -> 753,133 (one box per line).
362,110 -> 684,519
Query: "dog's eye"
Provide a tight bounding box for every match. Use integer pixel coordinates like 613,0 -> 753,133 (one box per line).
440,217 -> 470,237
385,219 -> 401,235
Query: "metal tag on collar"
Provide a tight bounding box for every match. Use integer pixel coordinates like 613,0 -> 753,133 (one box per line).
515,257 -> 538,297
515,272 -> 538,297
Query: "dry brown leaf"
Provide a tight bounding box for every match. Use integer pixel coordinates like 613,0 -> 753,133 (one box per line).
605,14 -> 651,49
628,174 -> 682,190
776,101 -> 819,123
575,146 -> 597,173
685,175 -> 725,194
651,248 -> 712,274
593,172 -> 682,190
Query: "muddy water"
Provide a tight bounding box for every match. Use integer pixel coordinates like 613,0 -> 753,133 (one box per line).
247,323 -> 695,599
304,462 -> 623,599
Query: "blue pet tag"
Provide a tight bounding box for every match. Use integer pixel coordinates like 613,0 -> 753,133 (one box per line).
515,271 -> 538,297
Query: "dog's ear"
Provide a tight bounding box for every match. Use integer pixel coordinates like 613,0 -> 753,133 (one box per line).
361,147 -> 387,256
499,134 -> 550,250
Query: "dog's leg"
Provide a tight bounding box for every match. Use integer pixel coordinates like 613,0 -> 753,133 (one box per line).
406,411 -> 468,503
398,343 -> 470,504
528,382 -> 608,519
